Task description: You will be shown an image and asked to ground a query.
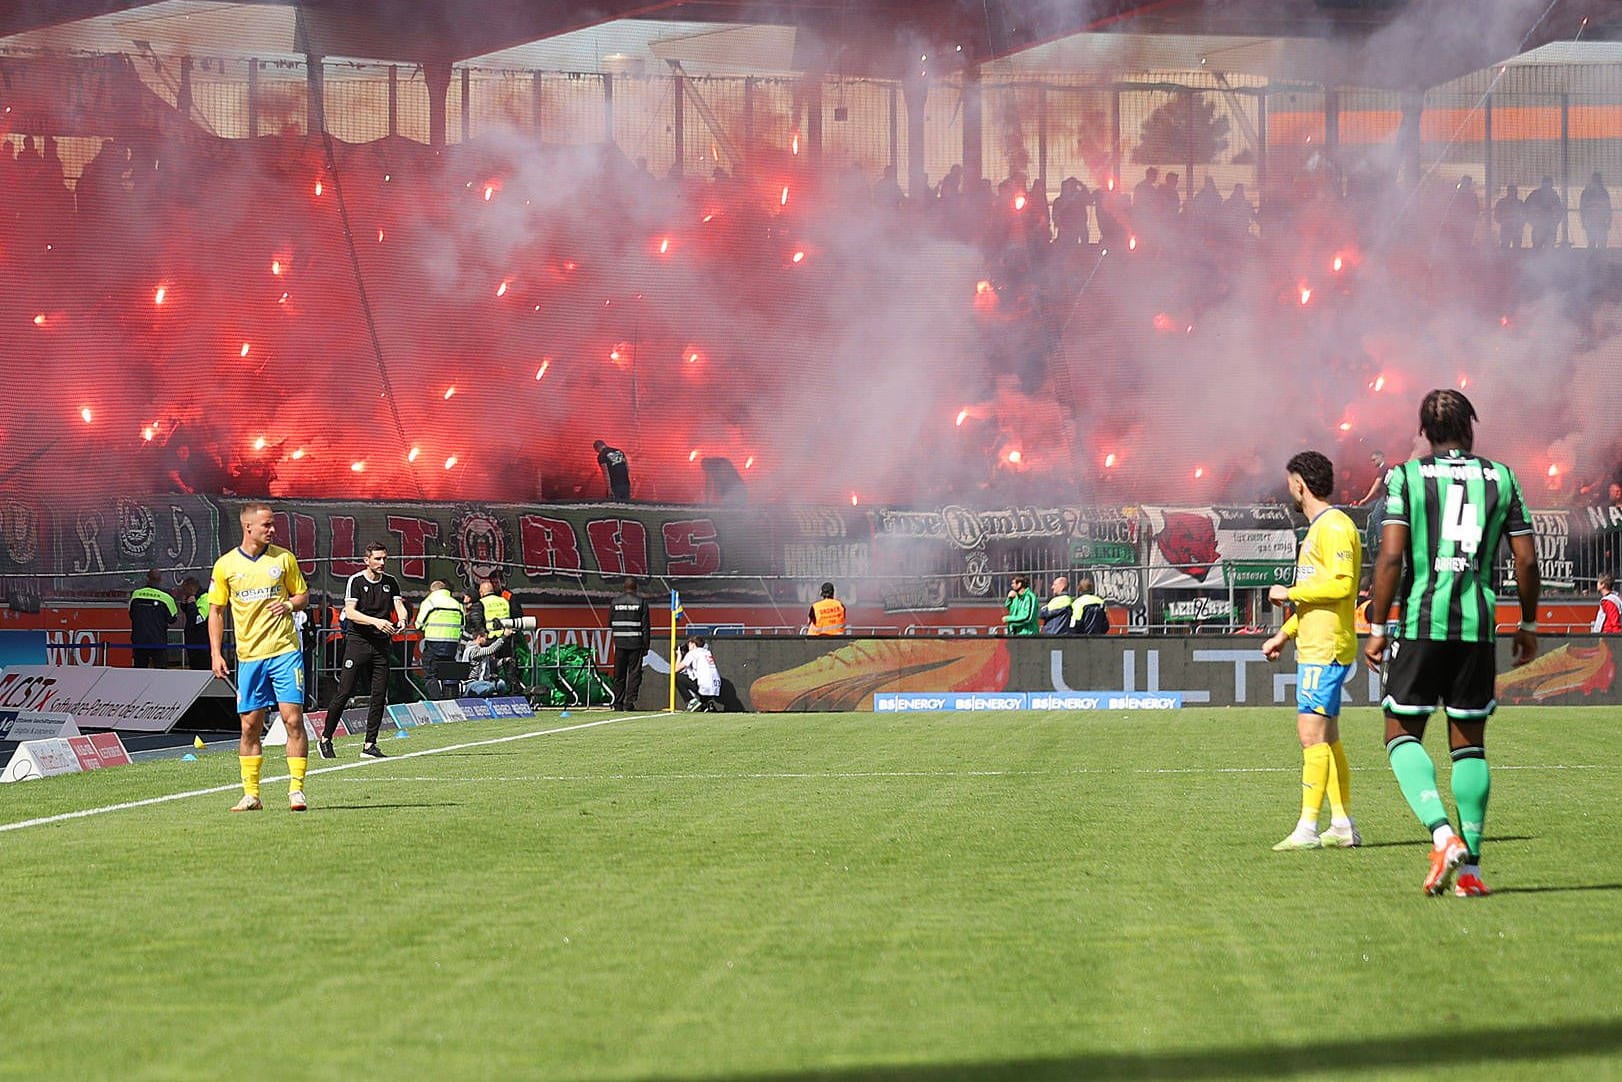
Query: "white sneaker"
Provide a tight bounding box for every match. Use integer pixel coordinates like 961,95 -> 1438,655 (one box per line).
288,790 -> 308,812
1272,827 -> 1321,851
230,794 -> 263,813
1321,822 -> 1362,848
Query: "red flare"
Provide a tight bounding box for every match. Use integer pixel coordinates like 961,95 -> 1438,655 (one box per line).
408,447 -> 421,463
80,407 -> 93,423
377,228 -> 385,242
791,250 -> 805,264
252,436 -> 267,451
443,386 -> 456,400
1372,374 -> 1386,392
850,492 -> 859,506
1459,374 -> 1470,389
1194,466 -> 1205,479
535,360 -> 550,380
658,237 -> 670,254
791,134 -> 800,156
141,426 -> 155,441
484,185 -> 494,201
496,281 -> 509,297
1299,286 -> 1313,306
955,408 -> 970,426
1104,453 -> 1117,468
1013,194 -> 1027,211
153,286 -> 166,305
271,260 -> 282,276
351,460 -> 365,472
1547,463 -> 1560,478
1006,449 -> 1022,464
781,186 -> 790,207
1332,255 -> 1344,272
313,180 -> 322,196
1127,235 -> 1137,251
33,313 -> 46,326
290,448 -> 305,460
240,342 -> 251,358
445,456 -> 459,470
689,449 -> 699,462
1152,313 -> 1177,334
744,456 -> 755,469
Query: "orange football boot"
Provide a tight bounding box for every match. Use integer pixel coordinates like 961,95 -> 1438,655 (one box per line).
1423,836 -> 1469,896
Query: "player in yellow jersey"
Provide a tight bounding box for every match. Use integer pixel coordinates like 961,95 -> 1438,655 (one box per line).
208,502 -> 311,812
1261,451 -> 1363,850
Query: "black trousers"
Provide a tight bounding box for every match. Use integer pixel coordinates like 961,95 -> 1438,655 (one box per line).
132,646 -> 170,669
676,672 -> 721,711
183,640 -> 211,670
613,644 -> 646,709
420,639 -> 459,700
323,634 -> 391,744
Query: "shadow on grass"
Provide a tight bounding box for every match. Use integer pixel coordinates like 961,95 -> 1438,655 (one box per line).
707,1018 -> 1622,1081
1350,834 -> 1534,851
1494,883 -> 1622,894
314,802 -> 465,811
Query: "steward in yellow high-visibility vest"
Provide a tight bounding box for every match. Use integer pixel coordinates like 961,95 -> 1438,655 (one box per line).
415,580 -> 464,700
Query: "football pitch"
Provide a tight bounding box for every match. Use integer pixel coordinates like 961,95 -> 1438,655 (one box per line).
2,707 -> 1619,1081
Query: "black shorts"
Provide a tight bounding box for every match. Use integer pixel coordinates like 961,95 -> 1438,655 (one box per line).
1382,638 -> 1497,721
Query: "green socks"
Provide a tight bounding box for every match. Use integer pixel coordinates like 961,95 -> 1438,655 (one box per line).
1386,736 -> 1451,833
1450,747 -> 1490,861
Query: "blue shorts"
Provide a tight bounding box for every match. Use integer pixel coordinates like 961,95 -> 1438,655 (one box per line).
237,650 -> 305,714
1297,661 -> 1352,718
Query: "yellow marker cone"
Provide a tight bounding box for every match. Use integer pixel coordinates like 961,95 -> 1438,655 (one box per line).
193,736 -> 206,750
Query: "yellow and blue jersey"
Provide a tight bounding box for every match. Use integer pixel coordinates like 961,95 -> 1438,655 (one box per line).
1282,507 -> 1362,666
207,544 -> 307,662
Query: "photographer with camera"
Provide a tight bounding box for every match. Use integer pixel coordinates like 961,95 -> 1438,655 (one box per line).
467,577 -> 522,693
318,541 -> 409,760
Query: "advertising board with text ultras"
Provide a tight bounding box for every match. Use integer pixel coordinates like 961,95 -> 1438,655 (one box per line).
874,692 -> 1184,711
666,634 -> 1622,712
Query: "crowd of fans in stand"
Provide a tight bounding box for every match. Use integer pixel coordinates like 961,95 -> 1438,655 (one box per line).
4,121 -> 1621,507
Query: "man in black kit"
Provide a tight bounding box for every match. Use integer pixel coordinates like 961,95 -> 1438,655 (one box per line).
609,577 -> 651,710
595,439 -> 632,501
318,541 -> 409,760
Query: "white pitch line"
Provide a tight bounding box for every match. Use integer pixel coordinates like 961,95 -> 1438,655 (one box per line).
323,763 -> 1611,785
0,711 -> 669,835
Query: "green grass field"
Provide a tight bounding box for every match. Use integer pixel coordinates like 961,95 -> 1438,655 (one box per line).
1,707 -> 1619,1081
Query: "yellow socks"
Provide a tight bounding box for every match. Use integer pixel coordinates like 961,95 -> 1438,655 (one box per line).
288,756 -> 308,794
1326,740 -> 1352,820
1299,743 -> 1331,824
239,754 -> 263,799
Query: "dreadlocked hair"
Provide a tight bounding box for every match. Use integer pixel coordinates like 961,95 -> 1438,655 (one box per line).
1419,388 -> 1477,447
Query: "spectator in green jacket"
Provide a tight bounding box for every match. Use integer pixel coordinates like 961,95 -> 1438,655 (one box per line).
1003,575 -> 1040,635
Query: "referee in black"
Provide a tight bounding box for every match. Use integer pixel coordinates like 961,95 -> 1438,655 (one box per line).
318,541 -> 409,759
609,578 -> 650,710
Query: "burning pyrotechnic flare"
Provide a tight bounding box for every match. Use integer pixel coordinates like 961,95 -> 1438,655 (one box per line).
955,408 -> 970,426
253,436 -> 267,451
689,449 -> 699,463
378,228 -> 385,242
153,286 -> 166,306
80,407 -> 93,423
484,185 -> 494,201
850,493 -> 859,506
659,238 -> 670,255
141,426 -> 155,441
781,186 -> 790,207
351,460 -> 364,472
33,314 -> 45,326
443,386 -> 456,400
314,180 -> 322,196
407,447 -> 421,463
1372,374 -> 1386,392
1194,466 -> 1205,479
1332,255 -> 1344,272
291,448 -> 305,460
1006,449 -> 1022,464
791,250 -> 805,264
1299,286 -> 1313,306
1104,453 -> 1117,468
1127,236 -> 1137,251
535,360 -> 550,380
791,133 -> 799,156
1013,194 -> 1027,211
744,456 -> 754,469
445,456 -> 458,470
240,342 -> 251,358
271,260 -> 282,276
496,281 -> 509,297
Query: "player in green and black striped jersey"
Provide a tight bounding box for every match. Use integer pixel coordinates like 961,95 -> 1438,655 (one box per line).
1363,389 -> 1540,898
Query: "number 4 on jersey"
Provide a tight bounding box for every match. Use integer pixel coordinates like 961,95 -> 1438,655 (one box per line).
1440,482 -> 1483,556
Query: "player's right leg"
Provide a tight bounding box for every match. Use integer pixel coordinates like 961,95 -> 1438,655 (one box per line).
320,640 -> 366,753
232,670 -> 270,812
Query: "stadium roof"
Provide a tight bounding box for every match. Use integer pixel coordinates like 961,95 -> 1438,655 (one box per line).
5,1 -> 1621,88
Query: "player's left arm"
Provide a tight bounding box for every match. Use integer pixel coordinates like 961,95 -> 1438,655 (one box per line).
1287,521 -> 1356,604
1505,474 -> 1539,667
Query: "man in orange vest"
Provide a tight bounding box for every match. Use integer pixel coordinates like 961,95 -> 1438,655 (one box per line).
807,582 -> 847,635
